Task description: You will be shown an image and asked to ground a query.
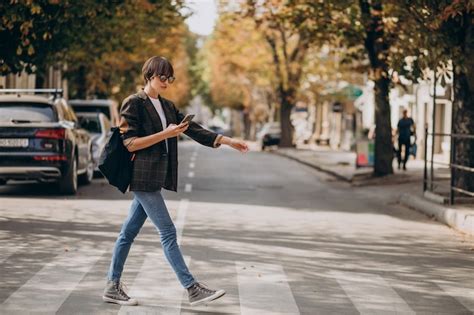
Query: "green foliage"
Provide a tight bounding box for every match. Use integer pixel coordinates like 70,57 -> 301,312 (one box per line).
0,0 -> 122,74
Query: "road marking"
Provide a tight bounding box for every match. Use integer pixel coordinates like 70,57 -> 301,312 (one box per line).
119,253 -> 190,315
188,171 -> 194,178
189,162 -> 195,169
185,183 -> 192,193
331,271 -> 415,315
236,261 -> 300,315
2,248 -> 104,313
436,282 -> 474,312
190,155 -> 196,162
0,244 -> 24,264
176,199 -> 189,246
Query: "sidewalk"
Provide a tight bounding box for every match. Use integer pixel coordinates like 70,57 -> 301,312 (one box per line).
273,146 -> 474,236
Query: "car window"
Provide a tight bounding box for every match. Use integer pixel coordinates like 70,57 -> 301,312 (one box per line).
72,105 -> 111,120
0,103 -> 56,122
78,116 -> 101,133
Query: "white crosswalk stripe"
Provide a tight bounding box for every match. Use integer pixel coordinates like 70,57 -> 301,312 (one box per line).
331,271 -> 415,315
175,198 -> 189,246
436,281 -> 474,312
2,248 -> 104,314
0,244 -> 24,264
118,253 -> 190,315
184,183 -> 192,193
236,261 -> 300,315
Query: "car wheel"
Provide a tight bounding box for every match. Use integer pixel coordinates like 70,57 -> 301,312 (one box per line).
59,156 -> 78,195
79,155 -> 94,185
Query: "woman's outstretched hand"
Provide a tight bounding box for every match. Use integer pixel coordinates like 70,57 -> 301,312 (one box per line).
219,136 -> 249,153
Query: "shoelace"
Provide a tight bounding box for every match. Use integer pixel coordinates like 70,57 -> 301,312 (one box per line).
115,282 -> 130,299
196,282 -> 215,294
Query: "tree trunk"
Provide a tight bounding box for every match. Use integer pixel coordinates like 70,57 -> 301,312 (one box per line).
360,0 -> 393,176
373,77 -> 393,175
69,65 -> 87,99
451,13 -> 474,194
279,90 -> 294,147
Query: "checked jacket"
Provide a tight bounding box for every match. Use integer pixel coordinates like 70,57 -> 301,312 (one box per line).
119,90 -> 221,192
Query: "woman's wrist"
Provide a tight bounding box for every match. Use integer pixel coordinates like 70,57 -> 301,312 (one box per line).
219,136 -> 232,146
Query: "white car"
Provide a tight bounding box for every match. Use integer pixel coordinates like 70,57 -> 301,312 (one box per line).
76,113 -> 111,172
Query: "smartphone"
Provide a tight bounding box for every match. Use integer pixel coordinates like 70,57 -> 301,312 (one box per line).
180,114 -> 195,124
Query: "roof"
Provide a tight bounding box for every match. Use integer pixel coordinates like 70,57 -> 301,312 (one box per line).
69,99 -> 116,106
0,94 -> 53,104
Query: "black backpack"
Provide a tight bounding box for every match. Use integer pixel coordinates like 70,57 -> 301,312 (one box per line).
98,127 -> 133,193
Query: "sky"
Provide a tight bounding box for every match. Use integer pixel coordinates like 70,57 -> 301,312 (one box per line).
183,0 -> 218,36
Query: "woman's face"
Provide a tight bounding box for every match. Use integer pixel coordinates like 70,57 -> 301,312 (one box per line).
149,74 -> 173,93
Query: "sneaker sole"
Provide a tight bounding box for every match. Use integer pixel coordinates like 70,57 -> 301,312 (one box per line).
189,289 -> 226,306
102,295 -> 138,306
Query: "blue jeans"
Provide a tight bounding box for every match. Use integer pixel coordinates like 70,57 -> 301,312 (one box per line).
107,190 -> 196,288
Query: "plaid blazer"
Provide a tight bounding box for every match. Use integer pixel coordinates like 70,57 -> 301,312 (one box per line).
119,90 -> 220,192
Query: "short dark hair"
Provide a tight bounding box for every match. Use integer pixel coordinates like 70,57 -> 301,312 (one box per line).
142,56 -> 174,84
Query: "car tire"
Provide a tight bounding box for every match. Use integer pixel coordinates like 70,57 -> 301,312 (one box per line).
79,154 -> 94,185
59,155 -> 78,195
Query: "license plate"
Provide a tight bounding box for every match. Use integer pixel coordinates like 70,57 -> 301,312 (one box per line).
0,138 -> 29,148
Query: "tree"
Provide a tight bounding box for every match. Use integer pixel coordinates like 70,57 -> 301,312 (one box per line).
206,12 -> 275,139
64,0 -> 187,101
395,1 -> 474,194
0,1 -> 122,75
281,0 -> 411,175
241,1 -> 320,147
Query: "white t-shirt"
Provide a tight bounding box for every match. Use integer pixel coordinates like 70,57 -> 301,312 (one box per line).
149,96 -> 168,152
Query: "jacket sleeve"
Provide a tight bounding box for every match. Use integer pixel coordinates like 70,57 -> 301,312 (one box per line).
119,96 -> 141,141
172,102 -> 222,148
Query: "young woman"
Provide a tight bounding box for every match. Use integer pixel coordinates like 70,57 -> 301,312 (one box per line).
103,56 -> 249,306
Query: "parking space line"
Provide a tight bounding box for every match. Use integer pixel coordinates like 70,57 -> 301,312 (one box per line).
236,261 -> 300,315
2,248 -> 104,313
119,253 -> 190,315
331,271 -> 415,314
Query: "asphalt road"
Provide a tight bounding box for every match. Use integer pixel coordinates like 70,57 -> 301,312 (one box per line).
0,140 -> 473,314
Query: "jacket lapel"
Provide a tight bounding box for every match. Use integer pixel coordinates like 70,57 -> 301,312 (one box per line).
138,90 -> 164,132
158,95 -> 177,125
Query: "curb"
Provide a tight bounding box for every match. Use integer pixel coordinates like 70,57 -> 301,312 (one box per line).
399,193 -> 474,236
273,151 -> 352,182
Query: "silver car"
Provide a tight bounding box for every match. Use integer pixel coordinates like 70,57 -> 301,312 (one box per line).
76,112 -> 111,172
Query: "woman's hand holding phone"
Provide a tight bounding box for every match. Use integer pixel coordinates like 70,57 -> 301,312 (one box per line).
164,122 -> 189,138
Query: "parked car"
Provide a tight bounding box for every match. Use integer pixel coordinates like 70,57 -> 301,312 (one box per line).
208,125 -> 232,137
69,99 -> 119,126
257,122 -> 281,150
76,112 -> 111,172
0,89 -> 94,194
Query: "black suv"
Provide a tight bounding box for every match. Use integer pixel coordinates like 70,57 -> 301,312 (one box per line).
0,89 -> 94,194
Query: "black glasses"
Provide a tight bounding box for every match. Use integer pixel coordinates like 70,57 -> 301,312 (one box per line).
156,75 -> 175,84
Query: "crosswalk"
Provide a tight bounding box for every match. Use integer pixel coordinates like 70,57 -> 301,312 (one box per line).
1,247 -> 473,314
1,189 -> 473,314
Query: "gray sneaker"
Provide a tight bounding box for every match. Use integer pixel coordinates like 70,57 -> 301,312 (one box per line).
187,282 -> 226,306
102,280 -> 138,306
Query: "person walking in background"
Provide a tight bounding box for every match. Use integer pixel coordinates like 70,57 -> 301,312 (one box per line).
103,56 -> 249,307
396,109 -> 416,170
